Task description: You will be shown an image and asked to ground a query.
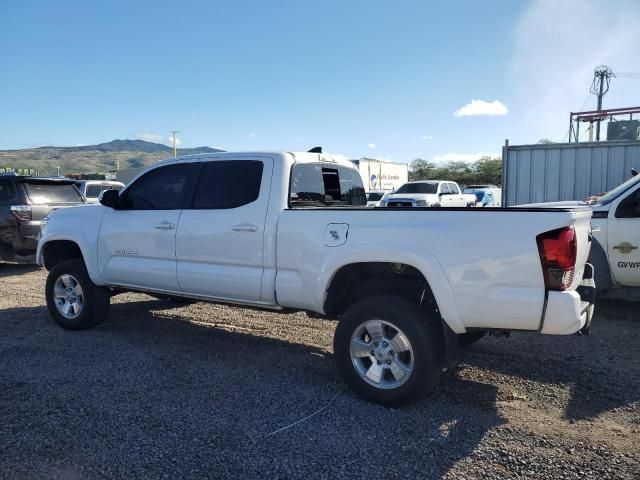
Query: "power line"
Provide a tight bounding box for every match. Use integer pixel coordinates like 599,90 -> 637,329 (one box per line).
563,92 -> 593,142
170,130 -> 180,157
590,65 -> 614,141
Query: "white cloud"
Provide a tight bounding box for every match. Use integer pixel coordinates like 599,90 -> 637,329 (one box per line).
136,132 -> 182,146
136,132 -> 164,143
453,99 -> 509,117
509,0 -> 640,141
421,135 -> 433,140
432,152 -> 499,164
367,143 -> 376,149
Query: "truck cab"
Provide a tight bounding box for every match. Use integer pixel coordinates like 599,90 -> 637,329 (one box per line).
590,173 -> 640,289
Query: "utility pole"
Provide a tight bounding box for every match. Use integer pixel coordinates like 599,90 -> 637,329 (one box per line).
170,130 -> 180,157
590,66 -> 613,141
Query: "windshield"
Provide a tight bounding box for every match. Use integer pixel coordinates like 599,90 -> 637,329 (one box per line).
595,175 -> 640,205
24,182 -> 84,204
395,182 -> 437,194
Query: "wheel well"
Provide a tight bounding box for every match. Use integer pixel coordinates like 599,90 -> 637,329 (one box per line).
324,262 -> 440,319
42,241 -> 84,270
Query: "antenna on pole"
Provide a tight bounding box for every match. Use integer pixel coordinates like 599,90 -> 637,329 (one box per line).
170,130 -> 180,157
590,66 -> 614,141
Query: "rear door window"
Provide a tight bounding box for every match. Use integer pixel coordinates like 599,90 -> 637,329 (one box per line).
440,183 -> 450,194
191,160 -> 264,209
24,182 -> 84,203
290,163 -> 366,207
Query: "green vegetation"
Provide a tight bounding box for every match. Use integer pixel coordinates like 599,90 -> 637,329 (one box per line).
409,156 -> 502,186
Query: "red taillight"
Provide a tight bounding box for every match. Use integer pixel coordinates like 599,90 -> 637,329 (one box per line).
10,205 -> 32,223
536,226 -> 577,291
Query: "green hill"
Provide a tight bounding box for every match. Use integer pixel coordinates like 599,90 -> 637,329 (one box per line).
0,139 -> 223,175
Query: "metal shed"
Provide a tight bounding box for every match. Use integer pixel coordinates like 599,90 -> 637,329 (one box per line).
502,140 -> 640,206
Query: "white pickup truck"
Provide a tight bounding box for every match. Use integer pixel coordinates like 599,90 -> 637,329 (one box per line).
381,180 -> 478,208
37,151 -> 596,405
587,173 -> 640,291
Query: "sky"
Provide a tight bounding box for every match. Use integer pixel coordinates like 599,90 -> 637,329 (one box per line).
1,0 -> 639,163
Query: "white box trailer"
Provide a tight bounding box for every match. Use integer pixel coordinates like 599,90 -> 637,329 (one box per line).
351,158 -> 408,191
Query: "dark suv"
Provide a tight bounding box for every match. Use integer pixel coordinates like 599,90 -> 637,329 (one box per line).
0,175 -> 85,262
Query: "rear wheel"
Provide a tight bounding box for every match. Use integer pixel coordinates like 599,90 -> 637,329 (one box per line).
333,295 -> 442,406
45,259 -> 110,330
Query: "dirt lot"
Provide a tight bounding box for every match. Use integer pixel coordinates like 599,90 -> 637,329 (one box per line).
1,264 -> 639,479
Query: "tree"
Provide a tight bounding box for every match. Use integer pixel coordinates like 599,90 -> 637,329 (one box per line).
474,157 -> 502,185
537,138 -> 554,144
409,156 -> 502,186
409,158 -> 436,181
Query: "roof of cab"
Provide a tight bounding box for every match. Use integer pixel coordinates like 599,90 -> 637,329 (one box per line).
157,151 -> 355,168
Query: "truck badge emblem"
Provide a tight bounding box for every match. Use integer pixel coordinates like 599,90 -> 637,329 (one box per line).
613,242 -> 638,255
330,230 -> 340,241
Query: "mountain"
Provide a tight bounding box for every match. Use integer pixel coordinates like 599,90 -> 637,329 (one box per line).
0,139 -> 224,174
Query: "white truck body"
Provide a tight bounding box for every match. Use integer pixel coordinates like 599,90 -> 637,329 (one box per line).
37,151 -> 596,404
589,174 -> 640,289
381,180 -> 477,208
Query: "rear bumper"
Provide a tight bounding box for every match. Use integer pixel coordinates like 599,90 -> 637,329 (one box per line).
541,263 -> 596,335
1,223 -> 41,257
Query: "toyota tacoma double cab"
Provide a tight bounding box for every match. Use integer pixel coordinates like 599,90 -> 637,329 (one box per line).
37,151 -> 596,405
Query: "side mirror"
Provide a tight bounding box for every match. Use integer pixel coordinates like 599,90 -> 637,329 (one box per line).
99,189 -> 119,209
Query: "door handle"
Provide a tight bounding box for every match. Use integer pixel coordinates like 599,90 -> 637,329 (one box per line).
154,222 -> 175,230
232,223 -> 258,232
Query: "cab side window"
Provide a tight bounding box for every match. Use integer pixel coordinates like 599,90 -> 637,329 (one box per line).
616,188 -> 640,218
191,160 -> 264,209
119,164 -> 193,210
440,183 -> 450,194
449,183 -> 460,194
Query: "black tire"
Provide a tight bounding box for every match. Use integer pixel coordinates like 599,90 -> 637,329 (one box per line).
333,295 -> 443,406
45,259 -> 110,330
458,331 -> 487,347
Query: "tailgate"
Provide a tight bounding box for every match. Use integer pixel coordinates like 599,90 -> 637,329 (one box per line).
571,208 -> 594,289
22,181 -> 85,221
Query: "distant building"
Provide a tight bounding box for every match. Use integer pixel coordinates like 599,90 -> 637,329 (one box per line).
350,158 -> 409,191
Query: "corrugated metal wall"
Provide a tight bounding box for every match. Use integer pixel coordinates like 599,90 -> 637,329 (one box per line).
502,140 -> 640,206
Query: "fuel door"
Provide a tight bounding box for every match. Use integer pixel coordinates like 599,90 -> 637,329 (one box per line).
323,223 -> 349,247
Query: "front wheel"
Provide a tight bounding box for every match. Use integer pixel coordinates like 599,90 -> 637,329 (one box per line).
333,295 -> 442,406
45,259 -> 110,330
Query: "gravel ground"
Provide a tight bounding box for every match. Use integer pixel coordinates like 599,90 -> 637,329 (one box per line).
1,264 -> 639,479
